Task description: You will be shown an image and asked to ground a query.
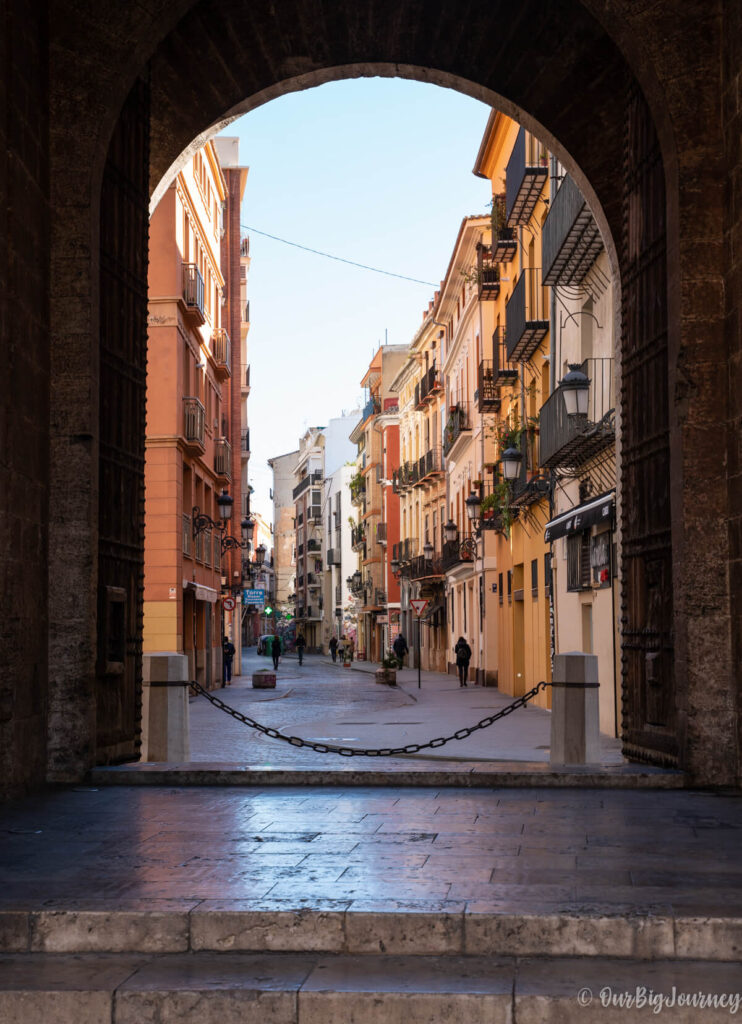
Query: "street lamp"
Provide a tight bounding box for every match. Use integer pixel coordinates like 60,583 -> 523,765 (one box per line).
255,543 -> 266,567
423,539 -> 434,562
443,519 -> 458,544
559,364 -> 590,416
193,488 -> 249,554
465,491 -> 482,529
390,557 -> 401,579
500,446 -> 523,481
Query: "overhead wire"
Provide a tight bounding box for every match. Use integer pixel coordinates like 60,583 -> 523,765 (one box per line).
240,223 -> 437,287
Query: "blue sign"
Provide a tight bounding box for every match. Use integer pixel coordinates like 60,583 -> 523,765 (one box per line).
243,588 -> 265,607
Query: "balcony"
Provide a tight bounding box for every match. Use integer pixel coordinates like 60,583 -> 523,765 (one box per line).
292,470 -> 322,501
505,268 -> 549,362
542,174 -> 603,287
351,526 -> 366,551
307,538 -> 322,552
409,552 -> 444,580
211,328 -> 231,380
307,573 -> 321,589
442,537 -> 475,572
476,245 -> 500,300
538,357 -> 615,469
443,404 -> 472,457
243,300 -> 250,324
307,505 -> 322,525
240,237 -> 250,257
477,361 -> 500,412
242,365 -> 251,394
214,437 -> 232,481
374,589 -> 387,607
182,263 -> 205,322
327,547 -> 340,565
415,446 -> 445,485
182,396 -> 205,452
491,326 -> 519,387
510,473 -> 550,508
241,428 -> 250,459
376,522 -> 387,545
362,396 -> 381,423
505,127 -> 548,227
490,194 -> 518,263
416,365 -> 442,408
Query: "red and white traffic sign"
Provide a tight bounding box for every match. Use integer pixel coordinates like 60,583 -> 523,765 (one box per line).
223,597 -> 236,611
410,599 -> 429,616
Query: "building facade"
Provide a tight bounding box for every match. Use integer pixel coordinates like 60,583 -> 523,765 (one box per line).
143,140 -> 246,708
268,449 -> 300,641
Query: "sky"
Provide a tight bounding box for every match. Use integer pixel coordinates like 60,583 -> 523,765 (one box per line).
220,78 -> 493,520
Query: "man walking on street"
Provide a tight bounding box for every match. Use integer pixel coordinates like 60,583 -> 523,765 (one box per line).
392,633 -> 408,669
271,634 -> 281,671
295,632 -> 306,665
454,636 -> 472,687
329,635 -> 338,663
222,635 -> 236,687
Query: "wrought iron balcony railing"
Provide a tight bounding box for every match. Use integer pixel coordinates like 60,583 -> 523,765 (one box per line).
211,328 -> 231,377
477,361 -> 500,412
476,245 -> 500,300
362,396 -> 381,422
415,446 -> 445,484
409,553 -> 444,580
183,396 -> 205,448
441,537 -> 475,572
292,470 -> 322,501
182,263 -> 205,319
505,268 -> 549,362
241,428 -> 250,456
351,526 -> 366,550
538,357 -> 615,470
443,404 -> 472,456
505,127 -> 548,227
374,589 -> 387,607
491,326 -> 519,387
214,437 -> 232,480
490,194 -> 518,263
376,522 -> 387,544
542,174 -> 603,286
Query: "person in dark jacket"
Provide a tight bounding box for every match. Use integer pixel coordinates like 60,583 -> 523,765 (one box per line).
295,632 -> 306,665
392,633 -> 409,668
222,636 -> 236,687
271,634 -> 282,670
454,636 -> 472,687
329,636 -> 338,662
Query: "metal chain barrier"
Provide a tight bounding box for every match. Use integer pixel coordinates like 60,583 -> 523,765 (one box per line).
190,679 -> 551,758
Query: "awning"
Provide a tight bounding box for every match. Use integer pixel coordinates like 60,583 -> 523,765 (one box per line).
544,492 -> 615,543
183,580 -> 219,604
422,600 -> 446,621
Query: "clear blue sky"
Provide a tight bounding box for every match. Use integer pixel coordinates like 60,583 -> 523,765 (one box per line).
220,78 -> 493,519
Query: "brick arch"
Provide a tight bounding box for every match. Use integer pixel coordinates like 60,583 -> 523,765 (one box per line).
31,0 -> 735,792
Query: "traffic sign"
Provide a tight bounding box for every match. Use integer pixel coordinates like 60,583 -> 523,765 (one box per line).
410,599 -> 429,616
223,597 -> 236,611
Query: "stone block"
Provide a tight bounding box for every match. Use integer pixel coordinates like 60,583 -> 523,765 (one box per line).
550,652 -> 600,766
142,652 -> 190,762
344,909 -> 464,954
253,670 -> 276,689
191,905 -> 346,952
0,913 -> 29,952
30,910 -> 189,953
674,916 -> 742,959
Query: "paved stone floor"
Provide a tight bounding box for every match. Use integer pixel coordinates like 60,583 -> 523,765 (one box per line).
185,649 -> 624,769
2,784 -> 742,915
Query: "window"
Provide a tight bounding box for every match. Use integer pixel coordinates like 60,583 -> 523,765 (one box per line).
567,531 -> 591,591
531,558 -> 538,597
498,572 -> 503,606
544,553 -> 552,596
507,570 -> 512,604
479,574 -> 484,630
591,531 -> 612,587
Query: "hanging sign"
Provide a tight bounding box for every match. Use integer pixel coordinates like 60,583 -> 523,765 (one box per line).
410,599 -> 429,616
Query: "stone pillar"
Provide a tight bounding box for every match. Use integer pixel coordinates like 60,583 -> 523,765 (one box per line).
141,654 -> 190,762
550,652 -> 600,766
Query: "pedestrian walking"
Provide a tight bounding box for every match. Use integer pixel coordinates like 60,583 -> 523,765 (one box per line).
329,636 -> 338,662
338,636 -> 346,663
271,633 -> 282,671
295,632 -> 306,665
222,635 -> 235,687
347,635 -> 355,663
454,636 -> 472,687
392,633 -> 408,668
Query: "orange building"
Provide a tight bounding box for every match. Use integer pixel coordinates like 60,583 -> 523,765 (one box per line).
143,140 -> 247,692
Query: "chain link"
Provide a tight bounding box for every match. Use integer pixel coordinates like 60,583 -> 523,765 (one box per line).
190,680 -> 551,758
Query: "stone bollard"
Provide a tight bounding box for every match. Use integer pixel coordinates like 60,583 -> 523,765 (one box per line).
141,653 -> 190,762
550,651 -> 600,766
252,669 -> 277,689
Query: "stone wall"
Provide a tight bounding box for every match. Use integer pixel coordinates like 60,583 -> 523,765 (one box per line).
0,1 -> 50,799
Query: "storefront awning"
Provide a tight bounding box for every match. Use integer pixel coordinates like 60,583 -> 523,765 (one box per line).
544,492 -> 615,543
183,580 -> 218,604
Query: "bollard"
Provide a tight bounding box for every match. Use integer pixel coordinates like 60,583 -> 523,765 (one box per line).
252,669 -> 277,689
550,651 -> 600,766
141,653 -> 190,762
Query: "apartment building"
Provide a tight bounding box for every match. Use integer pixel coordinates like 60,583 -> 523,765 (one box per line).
391,305 -> 448,671
143,139 -> 246,700
349,347 -> 406,661
268,449 -> 300,636
322,461 -> 358,648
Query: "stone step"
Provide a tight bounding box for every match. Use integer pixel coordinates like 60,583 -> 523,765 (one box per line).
2,905 -> 740,960
90,762 -> 686,789
1,952 -> 741,1023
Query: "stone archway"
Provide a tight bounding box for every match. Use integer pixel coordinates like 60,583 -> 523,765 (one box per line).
2,0 -> 735,796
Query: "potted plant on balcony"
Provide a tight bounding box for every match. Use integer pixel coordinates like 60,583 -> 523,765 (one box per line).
376,654 -> 398,686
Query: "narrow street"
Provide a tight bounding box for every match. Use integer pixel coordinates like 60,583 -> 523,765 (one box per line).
188,647 -> 623,769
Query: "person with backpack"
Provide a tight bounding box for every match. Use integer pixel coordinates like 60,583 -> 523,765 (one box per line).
392,633 -> 408,668
222,635 -> 236,687
295,632 -> 306,665
454,636 -> 472,687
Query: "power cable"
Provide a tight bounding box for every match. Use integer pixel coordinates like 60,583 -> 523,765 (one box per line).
240,223 -> 437,287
